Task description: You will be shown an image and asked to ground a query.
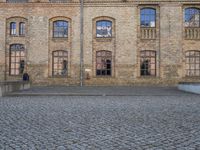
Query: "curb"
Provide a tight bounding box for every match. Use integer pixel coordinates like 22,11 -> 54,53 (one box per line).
5,93 -> 196,97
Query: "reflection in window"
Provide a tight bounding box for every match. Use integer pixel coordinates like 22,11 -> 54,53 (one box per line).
140,8 -> 156,27
96,20 -> 112,38
96,50 -> 112,76
10,44 -> 25,75
10,22 -> 16,35
185,8 -> 200,27
140,51 -> 156,76
53,21 -> 68,38
19,22 -> 25,36
53,50 -> 68,76
186,51 -> 200,76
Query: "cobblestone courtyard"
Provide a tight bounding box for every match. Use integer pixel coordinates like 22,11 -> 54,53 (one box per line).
0,87 -> 200,150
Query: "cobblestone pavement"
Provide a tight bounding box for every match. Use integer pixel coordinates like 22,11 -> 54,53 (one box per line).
1,88 -> 200,149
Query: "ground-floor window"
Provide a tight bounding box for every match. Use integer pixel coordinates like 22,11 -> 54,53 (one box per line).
96,50 -> 112,76
9,44 -> 25,75
140,50 -> 156,76
186,50 -> 200,76
52,50 -> 68,76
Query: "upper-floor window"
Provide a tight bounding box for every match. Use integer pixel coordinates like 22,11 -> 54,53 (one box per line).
10,22 -> 16,35
10,44 -> 25,75
185,51 -> 200,77
53,20 -> 68,38
7,18 -> 27,37
185,8 -> 200,27
19,22 -> 25,36
96,20 -> 112,38
140,8 -> 156,28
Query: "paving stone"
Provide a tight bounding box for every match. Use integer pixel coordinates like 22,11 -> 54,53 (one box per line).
0,87 -> 200,149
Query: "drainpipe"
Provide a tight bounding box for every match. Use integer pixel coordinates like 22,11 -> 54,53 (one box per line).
80,0 -> 84,86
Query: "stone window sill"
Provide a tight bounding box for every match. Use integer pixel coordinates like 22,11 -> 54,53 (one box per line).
94,76 -> 113,78
49,76 -> 68,78
95,37 -> 113,42
137,76 -> 157,79
52,37 -> 68,41
183,76 -> 200,79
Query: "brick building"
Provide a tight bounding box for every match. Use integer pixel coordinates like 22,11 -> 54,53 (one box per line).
0,0 -> 200,86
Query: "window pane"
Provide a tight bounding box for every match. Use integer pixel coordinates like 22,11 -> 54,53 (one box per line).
185,8 -> 200,27
185,51 -> 200,77
141,8 -> 156,27
53,21 -> 68,38
19,22 -> 25,35
140,51 -> 156,76
96,51 -> 112,76
10,22 -> 16,35
96,20 -> 112,38
53,51 -> 68,76
10,44 -> 25,75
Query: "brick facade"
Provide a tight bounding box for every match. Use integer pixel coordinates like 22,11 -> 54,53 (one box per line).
0,0 -> 200,86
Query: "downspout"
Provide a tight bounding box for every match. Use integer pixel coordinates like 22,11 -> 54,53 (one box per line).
80,0 -> 84,86
4,22 -> 7,81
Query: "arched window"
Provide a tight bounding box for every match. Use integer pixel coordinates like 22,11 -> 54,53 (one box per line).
140,8 -> 156,27
10,44 -> 25,75
10,22 -> 16,35
96,50 -> 112,76
185,51 -> 200,76
96,20 -> 112,38
185,8 -> 200,27
140,50 -> 156,76
53,20 -> 68,38
19,22 -> 25,36
52,50 -> 68,76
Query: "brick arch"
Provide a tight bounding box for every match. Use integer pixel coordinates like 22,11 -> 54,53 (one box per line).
49,16 -> 71,22
185,50 -> 200,53
185,7 -> 200,10
7,16 -> 28,21
92,16 -> 115,22
140,7 -> 156,11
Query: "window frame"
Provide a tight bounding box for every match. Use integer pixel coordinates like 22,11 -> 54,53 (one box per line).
184,7 -> 200,28
140,7 -> 156,28
9,44 -> 25,76
185,50 -> 200,77
96,50 -> 112,77
140,50 -> 156,77
53,20 -> 68,38
19,22 -> 25,36
52,50 -> 68,77
96,20 -> 113,38
10,22 -> 17,36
